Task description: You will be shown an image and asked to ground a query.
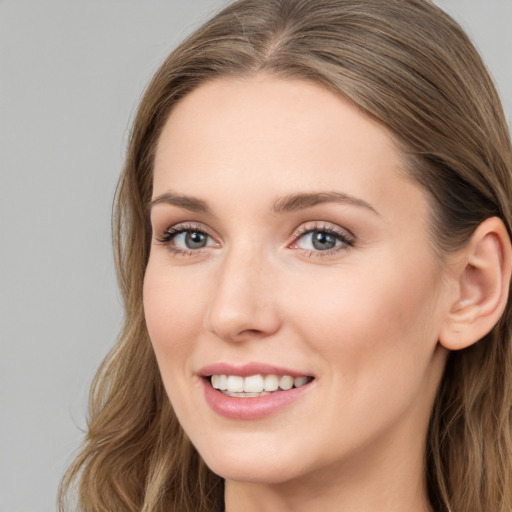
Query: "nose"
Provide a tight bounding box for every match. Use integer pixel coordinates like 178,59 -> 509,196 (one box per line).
205,247 -> 282,343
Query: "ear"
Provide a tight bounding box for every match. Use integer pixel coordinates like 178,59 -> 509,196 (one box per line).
439,217 -> 512,351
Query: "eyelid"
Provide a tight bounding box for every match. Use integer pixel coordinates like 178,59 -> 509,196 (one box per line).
291,221 -> 354,240
288,221 -> 355,255
153,220 -> 355,258
154,221 -> 219,255
155,221 -> 211,239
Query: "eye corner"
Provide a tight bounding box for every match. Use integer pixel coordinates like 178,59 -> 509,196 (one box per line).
153,221 -> 220,258
289,221 -> 355,257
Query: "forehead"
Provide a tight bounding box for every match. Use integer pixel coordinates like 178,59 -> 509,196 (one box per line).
153,74 -> 425,223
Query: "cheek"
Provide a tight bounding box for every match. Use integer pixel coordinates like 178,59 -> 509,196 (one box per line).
287,255 -> 442,388
143,260 -> 207,367
277,258 -> 444,463
142,259 -> 216,431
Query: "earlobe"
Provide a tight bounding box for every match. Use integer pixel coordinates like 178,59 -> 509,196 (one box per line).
439,217 -> 512,351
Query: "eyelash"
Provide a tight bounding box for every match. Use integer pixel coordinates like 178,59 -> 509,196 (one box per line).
155,222 -> 213,257
154,222 -> 355,258
291,223 -> 355,257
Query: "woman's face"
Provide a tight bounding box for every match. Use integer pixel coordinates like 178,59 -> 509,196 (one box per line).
144,75 -> 452,486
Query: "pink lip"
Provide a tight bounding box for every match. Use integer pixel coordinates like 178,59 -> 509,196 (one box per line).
198,362 -> 312,378
198,362 -> 315,420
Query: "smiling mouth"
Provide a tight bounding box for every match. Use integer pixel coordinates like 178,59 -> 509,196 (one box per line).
209,374 -> 314,397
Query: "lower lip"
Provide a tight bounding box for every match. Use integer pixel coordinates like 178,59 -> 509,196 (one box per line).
202,378 -> 313,420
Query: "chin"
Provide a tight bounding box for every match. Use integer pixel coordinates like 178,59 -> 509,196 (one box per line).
195,438 -> 308,484
206,458 -> 301,484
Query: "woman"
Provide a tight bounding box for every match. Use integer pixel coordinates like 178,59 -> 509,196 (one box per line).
59,1 -> 512,511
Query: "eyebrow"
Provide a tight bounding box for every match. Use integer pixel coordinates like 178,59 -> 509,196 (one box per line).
272,191 -> 379,215
149,190 -> 379,216
149,192 -> 211,214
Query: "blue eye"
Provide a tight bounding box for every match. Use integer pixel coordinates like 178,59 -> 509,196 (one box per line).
173,230 -> 210,249
157,225 -> 216,253
156,223 -> 353,257
293,226 -> 354,253
300,230 -> 339,251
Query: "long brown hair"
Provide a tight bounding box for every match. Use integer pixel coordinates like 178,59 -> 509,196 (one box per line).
59,1 -> 512,511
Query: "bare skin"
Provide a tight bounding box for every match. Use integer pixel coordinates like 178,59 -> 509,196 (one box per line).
144,74 -> 462,512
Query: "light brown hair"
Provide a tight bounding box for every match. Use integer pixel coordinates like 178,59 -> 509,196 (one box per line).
59,1 -> 512,511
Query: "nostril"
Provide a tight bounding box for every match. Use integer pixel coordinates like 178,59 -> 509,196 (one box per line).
240,328 -> 266,337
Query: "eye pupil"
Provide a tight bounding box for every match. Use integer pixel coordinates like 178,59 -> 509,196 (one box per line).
312,231 -> 336,250
185,231 -> 207,249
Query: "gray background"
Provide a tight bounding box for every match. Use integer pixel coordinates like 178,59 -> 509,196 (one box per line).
1,1 -> 510,511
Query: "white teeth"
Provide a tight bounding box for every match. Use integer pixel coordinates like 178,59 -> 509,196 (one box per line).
224,391 -> 270,398
279,375 -> 294,390
294,376 -> 309,387
218,374 -> 228,390
244,374 -> 264,393
264,374 -> 279,391
210,373 -> 312,394
226,375 -> 244,393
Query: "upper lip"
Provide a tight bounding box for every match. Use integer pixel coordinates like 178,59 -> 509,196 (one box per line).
198,362 -> 313,378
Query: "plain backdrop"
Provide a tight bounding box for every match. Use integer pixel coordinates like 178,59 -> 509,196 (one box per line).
0,1 -> 511,511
